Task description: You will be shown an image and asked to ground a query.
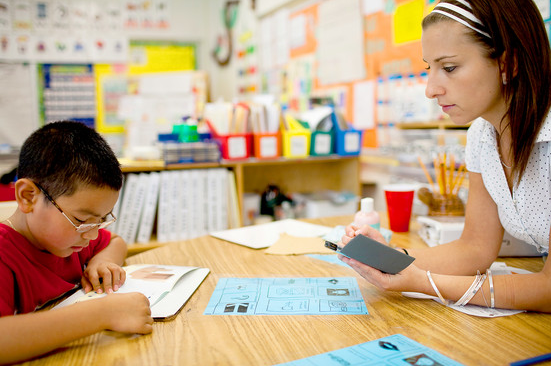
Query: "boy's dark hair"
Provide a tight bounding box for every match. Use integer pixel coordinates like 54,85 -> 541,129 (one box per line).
18,121 -> 123,199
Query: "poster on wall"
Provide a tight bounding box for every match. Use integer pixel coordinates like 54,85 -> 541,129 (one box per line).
95,41 -> 198,137
289,4 -> 316,58
123,0 -> 171,29
12,0 -> 32,31
128,40 -> 195,74
392,0 -> 424,45
38,63 -> 96,128
0,1 -> 11,32
317,0 -> 365,85
0,63 -> 38,146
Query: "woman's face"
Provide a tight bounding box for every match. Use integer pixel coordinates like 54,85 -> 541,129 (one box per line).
422,20 -> 507,126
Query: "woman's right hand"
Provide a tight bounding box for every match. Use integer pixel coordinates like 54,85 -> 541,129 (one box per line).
99,293 -> 154,334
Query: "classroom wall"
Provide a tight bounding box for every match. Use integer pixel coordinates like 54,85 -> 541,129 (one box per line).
204,0 -> 240,102
2,0 -> 551,150
0,0 -> 439,148
0,0 -> 211,147
209,0 -> 433,148
214,0 -> 551,150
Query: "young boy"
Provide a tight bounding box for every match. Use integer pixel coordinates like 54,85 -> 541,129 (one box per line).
0,121 -> 153,364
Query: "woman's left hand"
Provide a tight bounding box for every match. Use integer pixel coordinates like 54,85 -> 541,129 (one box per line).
340,255 -> 424,292
341,224 -> 387,246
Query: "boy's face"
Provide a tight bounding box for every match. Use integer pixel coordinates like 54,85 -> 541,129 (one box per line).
28,185 -> 119,257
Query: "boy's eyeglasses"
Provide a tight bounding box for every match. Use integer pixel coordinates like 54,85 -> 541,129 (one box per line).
35,183 -> 116,233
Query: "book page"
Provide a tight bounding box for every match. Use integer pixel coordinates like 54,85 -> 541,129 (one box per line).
120,265 -> 198,306
55,264 -> 199,308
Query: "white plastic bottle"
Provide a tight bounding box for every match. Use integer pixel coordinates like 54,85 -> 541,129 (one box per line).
354,197 -> 380,230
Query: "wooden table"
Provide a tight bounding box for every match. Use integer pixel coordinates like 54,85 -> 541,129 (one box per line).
20,216 -> 551,366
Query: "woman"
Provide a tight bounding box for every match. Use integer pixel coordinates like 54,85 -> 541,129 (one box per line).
341,0 -> 551,312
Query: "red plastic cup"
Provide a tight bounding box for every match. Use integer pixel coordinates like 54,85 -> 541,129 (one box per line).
384,184 -> 415,232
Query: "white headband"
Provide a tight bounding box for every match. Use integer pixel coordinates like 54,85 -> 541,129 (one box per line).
432,0 -> 491,39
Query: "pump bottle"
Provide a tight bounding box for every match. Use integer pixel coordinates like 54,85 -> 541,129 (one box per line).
354,197 -> 380,230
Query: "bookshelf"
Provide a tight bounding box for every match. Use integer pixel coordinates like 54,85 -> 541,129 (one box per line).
121,155 -> 360,255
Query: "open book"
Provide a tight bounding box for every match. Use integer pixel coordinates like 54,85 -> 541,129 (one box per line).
55,264 -> 210,320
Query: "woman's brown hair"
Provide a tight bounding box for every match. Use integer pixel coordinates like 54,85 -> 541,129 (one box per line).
423,0 -> 551,182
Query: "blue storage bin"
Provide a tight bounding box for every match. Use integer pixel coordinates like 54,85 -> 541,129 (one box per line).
330,112 -> 363,156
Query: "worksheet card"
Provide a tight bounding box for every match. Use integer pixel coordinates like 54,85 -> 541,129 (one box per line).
204,277 -> 368,315
307,254 -> 350,268
275,333 -> 464,366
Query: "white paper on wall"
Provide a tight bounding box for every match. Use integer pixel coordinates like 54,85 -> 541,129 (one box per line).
317,0 -> 365,85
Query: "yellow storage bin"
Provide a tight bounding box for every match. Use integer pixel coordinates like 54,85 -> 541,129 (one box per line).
280,114 -> 311,158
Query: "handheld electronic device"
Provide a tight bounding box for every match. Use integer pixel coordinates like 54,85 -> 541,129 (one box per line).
325,234 -> 415,274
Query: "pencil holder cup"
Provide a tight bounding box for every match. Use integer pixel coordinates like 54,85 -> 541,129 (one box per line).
417,187 -> 465,216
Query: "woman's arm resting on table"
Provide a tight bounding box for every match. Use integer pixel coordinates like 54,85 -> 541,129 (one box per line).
416,253 -> 551,312
342,254 -> 551,312
0,292 -> 153,365
408,171 -> 504,274
340,171 -> 551,312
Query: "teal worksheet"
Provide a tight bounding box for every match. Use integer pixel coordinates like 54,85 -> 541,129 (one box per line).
275,334 -> 464,366
307,254 -> 351,268
204,277 -> 368,315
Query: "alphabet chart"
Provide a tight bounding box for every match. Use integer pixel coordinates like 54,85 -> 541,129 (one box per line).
204,277 -> 368,315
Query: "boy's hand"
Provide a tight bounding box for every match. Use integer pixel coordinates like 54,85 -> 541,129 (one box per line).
99,293 -> 154,334
82,260 -> 126,294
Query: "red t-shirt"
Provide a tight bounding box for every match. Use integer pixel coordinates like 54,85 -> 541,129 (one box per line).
0,224 -> 111,316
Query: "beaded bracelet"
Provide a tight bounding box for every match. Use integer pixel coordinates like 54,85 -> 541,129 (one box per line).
426,271 -> 449,306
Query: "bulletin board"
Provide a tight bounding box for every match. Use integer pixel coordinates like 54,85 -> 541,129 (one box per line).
127,41 -> 196,74
95,64 -> 130,133
262,0 -> 551,148
259,0 -> 435,148
364,0 -> 431,79
95,40 -> 198,134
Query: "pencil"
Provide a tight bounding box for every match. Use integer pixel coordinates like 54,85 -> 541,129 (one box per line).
448,154 -> 455,195
451,164 -> 465,189
439,155 -> 446,195
510,352 -> 551,366
433,156 -> 444,195
452,166 -> 466,195
418,156 -> 435,192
